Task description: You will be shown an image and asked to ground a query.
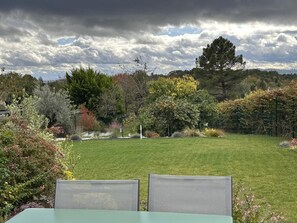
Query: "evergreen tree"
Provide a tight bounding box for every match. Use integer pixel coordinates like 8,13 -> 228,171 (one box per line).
198,36 -> 245,101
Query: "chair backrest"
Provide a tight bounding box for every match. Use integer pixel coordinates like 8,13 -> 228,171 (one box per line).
55,179 -> 139,211
148,174 -> 232,216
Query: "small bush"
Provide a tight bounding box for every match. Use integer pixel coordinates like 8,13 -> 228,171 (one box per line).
145,131 -> 160,138
290,138 -> 297,147
182,128 -> 204,137
0,129 -> 14,146
107,122 -> 122,139
123,113 -> 140,135
79,105 -> 102,132
233,182 -> 285,223
70,134 -> 82,141
171,131 -> 184,138
47,125 -> 65,138
279,139 -> 297,151
278,141 -> 290,148
204,128 -> 225,137
286,138 -> 297,151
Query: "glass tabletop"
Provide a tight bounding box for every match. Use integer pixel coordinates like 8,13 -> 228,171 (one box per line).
6,208 -> 233,223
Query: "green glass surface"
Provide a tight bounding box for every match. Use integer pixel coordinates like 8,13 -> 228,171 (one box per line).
6,208 -> 232,223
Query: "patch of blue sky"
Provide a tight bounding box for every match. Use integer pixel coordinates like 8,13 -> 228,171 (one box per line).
57,36 -> 77,46
158,25 -> 202,36
31,70 -> 66,81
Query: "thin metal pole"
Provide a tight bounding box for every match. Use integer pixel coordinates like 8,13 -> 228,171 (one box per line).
292,98 -> 295,138
275,96 -> 278,137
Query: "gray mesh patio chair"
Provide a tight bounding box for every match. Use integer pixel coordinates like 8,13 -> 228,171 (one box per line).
148,174 -> 232,216
55,179 -> 139,210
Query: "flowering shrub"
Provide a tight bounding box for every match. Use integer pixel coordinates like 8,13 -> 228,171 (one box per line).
0,96 -> 78,222
0,117 -> 64,221
47,125 -> 65,138
233,182 -> 285,223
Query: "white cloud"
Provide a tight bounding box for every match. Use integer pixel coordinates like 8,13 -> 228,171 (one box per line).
1,11 -> 297,80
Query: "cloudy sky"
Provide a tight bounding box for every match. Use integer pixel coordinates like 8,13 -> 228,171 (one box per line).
1,0 -> 297,80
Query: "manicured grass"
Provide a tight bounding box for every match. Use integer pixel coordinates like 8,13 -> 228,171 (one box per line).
72,134 -> 297,222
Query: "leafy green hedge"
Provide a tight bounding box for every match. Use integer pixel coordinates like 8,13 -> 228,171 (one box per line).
218,81 -> 297,137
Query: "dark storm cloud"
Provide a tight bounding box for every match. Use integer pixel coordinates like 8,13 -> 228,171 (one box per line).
1,0 -> 296,36
0,25 -> 23,37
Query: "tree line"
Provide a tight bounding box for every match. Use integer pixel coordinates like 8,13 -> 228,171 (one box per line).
1,36 -> 297,136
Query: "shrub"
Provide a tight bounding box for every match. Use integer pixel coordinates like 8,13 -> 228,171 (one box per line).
123,113 -> 140,135
204,128 -> 225,137
218,82 -> 297,137
0,117 -> 65,221
233,182 -> 285,223
70,134 -> 82,141
287,138 -> 297,151
7,96 -> 48,130
290,138 -> 297,147
108,121 -> 121,137
79,105 -> 102,132
182,127 -> 204,137
0,96 -> 78,222
47,125 -> 65,138
34,85 -> 75,134
279,139 -> 297,151
171,131 -> 184,138
144,131 -> 160,138
278,141 -> 290,148
140,96 -> 200,136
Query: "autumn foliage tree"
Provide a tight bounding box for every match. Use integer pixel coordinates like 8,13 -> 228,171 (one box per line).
79,105 -> 100,132
113,71 -> 149,115
147,76 -> 198,101
140,76 -> 202,135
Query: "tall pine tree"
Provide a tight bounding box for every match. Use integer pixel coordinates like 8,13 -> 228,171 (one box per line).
198,36 -> 245,101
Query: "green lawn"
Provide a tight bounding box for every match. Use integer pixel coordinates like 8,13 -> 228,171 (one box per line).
72,134 -> 297,222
